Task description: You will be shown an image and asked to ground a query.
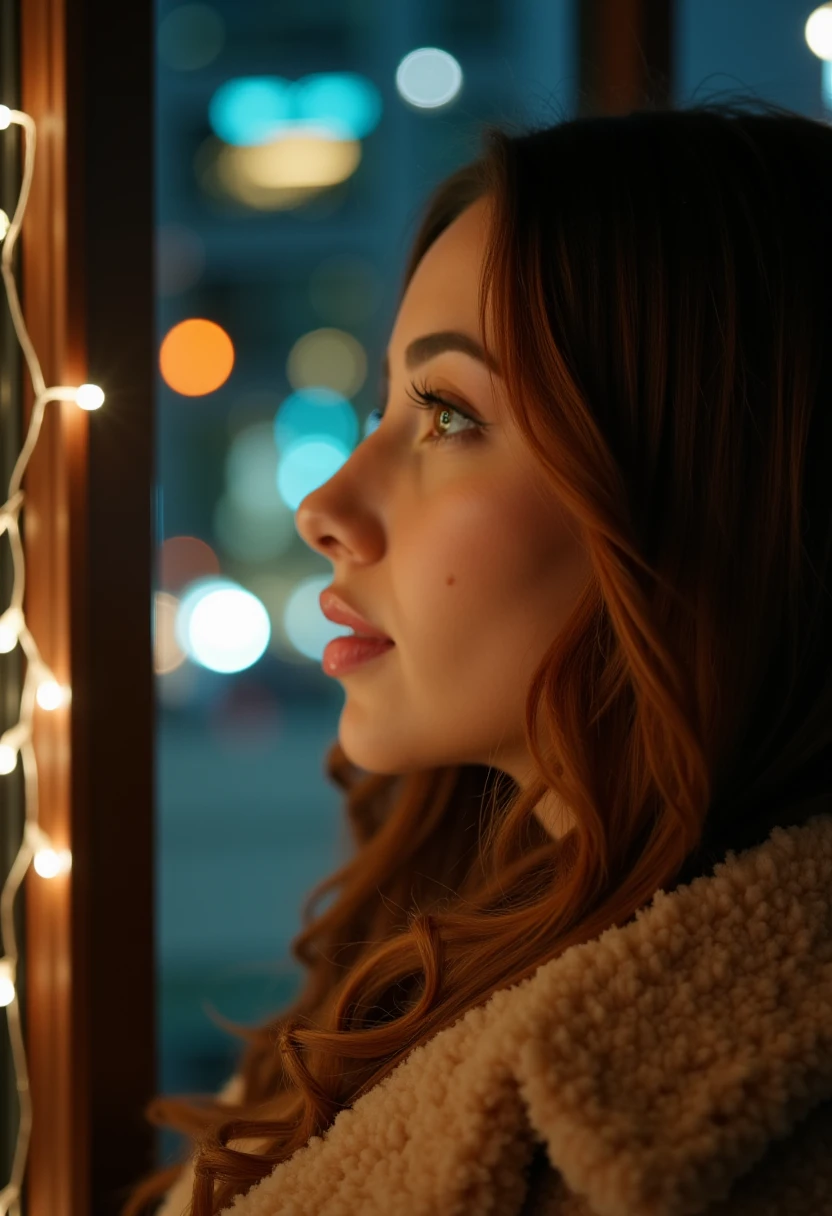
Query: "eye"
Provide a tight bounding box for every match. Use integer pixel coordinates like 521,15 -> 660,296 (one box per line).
369,379 -> 485,447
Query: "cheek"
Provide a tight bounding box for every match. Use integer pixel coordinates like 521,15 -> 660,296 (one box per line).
392,483 -> 541,636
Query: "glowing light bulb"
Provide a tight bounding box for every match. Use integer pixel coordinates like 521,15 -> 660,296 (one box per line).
0,209 -> 9,239
75,383 -> 105,410
0,606 -> 23,653
0,723 -> 29,775
33,848 -> 72,879
0,106 -> 10,131
0,960 -> 14,1007
36,679 -> 67,711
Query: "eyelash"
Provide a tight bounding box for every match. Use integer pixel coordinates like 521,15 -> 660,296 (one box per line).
369,379 -> 484,447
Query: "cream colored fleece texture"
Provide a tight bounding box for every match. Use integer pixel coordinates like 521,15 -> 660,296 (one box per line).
155,813 -> 832,1216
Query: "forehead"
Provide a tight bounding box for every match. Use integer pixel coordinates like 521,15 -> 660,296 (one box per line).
393,197 -> 491,338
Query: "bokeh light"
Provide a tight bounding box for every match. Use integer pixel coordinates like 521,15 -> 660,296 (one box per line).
221,132 -> 361,191
175,578 -> 271,673
277,437 -> 351,511
208,72 -> 382,148
286,328 -> 367,398
209,77 -> 293,146
824,60 -> 832,107
806,5 -> 832,58
195,136 -> 327,212
283,574 -> 350,661
154,591 -> 187,675
395,47 -> 463,110
292,72 -> 383,140
158,3 -> 225,72
274,387 -> 359,451
160,318 -> 235,396
156,223 -> 206,296
158,535 -> 221,594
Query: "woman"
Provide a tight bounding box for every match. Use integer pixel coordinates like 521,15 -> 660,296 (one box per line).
124,99 -> 832,1215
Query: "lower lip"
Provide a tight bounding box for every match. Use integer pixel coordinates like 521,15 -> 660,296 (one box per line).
322,635 -> 395,676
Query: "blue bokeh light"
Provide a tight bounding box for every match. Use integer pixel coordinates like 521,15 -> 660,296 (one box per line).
292,72 -> 383,140
208,72 -> 382,147
208,76 -> 293,146
274,387 -> 358,451
277,436 -> 351,511
283,574 -> 351,662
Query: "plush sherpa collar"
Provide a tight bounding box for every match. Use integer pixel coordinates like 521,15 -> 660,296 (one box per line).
160,812 -> 832,1216
508,810 -> 832,1215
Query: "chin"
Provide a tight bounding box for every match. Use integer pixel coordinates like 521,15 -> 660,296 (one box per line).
337,736 -> 423,779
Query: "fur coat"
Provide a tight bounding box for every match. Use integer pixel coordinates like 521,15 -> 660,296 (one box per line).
155,812 -> 832,1216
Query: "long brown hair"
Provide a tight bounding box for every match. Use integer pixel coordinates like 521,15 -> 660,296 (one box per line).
122,97 -> 832,1215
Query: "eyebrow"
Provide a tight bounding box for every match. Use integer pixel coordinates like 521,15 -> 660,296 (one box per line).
379,330 -> 501,393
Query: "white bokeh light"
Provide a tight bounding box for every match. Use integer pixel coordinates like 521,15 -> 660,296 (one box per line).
806,4 -> 832,58
395,48 -> 463,110
175,578 -> 271,673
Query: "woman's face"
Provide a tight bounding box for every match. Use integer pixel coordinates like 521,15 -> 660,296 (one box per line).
295,196 -> 593,811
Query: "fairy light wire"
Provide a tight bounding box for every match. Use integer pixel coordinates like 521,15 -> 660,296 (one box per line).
0,102 -> 105,1216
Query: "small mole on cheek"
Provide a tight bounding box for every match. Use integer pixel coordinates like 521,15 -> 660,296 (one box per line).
446,575 -> 456,586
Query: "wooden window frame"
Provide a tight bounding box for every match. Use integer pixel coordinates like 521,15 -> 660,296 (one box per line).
19,0 -> 155,1212
578,0 -> 673,115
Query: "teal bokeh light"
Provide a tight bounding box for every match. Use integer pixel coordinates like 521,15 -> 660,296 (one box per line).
208,72 -> 382,147
208,76 -> 293,146
274,387 -> 358,451
277,436 -> 351,511
292,72 -> 383,140
283,574 -> 351,662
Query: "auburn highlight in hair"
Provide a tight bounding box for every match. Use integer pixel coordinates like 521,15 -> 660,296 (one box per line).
122,97 -> 832,1216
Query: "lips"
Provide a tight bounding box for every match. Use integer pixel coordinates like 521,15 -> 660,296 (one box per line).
319,589 -> 393,642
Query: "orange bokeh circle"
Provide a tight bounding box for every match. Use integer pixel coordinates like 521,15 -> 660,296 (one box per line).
160,318 -> 235,396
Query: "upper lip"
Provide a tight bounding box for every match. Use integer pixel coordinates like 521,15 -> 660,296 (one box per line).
319,590 -> 393,641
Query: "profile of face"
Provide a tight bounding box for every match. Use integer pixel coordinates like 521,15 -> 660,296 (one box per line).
295,196 -> 593,822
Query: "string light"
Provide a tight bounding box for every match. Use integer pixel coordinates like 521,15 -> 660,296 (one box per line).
0,101 -> 105,1214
